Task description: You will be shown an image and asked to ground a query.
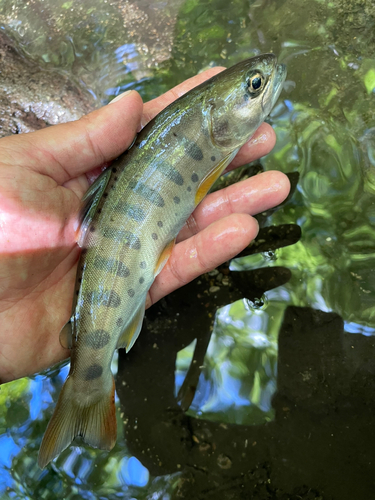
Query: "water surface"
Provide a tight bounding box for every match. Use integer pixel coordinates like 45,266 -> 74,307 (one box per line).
1,0 -> 375,498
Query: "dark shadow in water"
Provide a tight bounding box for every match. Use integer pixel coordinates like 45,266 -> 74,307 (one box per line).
118,303 -> 375,500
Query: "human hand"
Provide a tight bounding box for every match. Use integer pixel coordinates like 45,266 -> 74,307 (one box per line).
0,68 -> 290,383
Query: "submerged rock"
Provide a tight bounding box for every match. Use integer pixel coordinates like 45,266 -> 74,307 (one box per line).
0,32 -> 96,137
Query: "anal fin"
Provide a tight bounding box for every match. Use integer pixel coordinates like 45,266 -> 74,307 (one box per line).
116,300 -> 146,352
194,148 -> 239,205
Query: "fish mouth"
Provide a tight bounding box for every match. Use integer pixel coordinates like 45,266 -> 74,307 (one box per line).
271,62 -> 287,106
260,59 -> 287,115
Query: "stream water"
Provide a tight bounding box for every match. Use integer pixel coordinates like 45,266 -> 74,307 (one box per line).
1,0 -> 375,498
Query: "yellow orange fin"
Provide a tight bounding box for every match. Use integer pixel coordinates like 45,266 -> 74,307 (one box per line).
38,375 -> 116,469
194,148 -> 239,206
154,238 -> 176,277
116,300 -> 146,352
59,320 -> 73,349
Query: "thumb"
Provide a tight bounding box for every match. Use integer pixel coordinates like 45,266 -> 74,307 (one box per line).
0,90 -> 143,184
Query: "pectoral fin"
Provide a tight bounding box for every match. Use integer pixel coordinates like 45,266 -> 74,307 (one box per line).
76,168 -> 112,247
194,148 -> 239,205
116,300 -> 146,352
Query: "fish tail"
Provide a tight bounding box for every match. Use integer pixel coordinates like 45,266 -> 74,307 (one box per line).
38,374 -> 117,469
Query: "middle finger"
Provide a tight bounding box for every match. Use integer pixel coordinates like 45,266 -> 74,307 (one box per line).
177,170 -> 290,242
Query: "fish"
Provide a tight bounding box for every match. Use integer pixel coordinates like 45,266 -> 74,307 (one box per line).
38,53 -> 287,468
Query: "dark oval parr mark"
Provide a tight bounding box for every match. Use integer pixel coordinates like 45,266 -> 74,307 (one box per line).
84,364 -> 103,380
86,329 -> 111,349
104,290 -> 121,308
87,290 -> 121,308
184,141 -> 204,161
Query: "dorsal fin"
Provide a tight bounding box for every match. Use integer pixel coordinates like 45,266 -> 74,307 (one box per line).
76,168 -> 112,247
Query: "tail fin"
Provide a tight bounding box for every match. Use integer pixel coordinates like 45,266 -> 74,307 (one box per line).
38,375 -> 117,469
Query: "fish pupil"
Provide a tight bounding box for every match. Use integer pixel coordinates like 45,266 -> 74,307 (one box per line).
251,76 -> 262,90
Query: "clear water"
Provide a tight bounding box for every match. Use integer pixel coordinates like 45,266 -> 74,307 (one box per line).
1,0 -> 375,498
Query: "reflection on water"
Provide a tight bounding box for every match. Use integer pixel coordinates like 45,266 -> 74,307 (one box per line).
176,303 -> 279,425
1,0 -> 375,498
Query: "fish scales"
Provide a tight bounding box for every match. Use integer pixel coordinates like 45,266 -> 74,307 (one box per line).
38,53 -> 287,468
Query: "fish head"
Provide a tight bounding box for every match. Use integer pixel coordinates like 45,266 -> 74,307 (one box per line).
208,53 -> 287,151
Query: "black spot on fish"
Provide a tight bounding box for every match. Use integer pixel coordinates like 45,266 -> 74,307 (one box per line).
211,156 -> 216,162
116,318 -> 123,327
173,196 -> 180,204
84,364 -> 103,380
156,161 -> 184,186
87,330 -> 111,349
103,228 -> 141,250
76,291 -> 79,295
187,186 -> 192,192
173,132 -> 177,137
112,167 -> 117,173
140,261 -> 147,269
98,208 -> 102,214
129,181 -> 165,207
139,277 -> 144,284
114,176 -> 118,181
191,173 -> 199,183
157,221 -> 163,228
103,193 -> 108,198
90,226 -> 95,232
184,141 -> 203,161
115,202 -> 146,222
152,233 -> 158,240
128,289 -> 135,297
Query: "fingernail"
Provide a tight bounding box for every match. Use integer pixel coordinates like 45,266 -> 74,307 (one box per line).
110,90 -> 133,104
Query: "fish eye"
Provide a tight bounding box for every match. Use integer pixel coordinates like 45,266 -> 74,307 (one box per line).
247,72 -> 265,94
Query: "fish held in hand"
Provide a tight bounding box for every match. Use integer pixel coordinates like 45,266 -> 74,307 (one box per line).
38,53 -> 287,468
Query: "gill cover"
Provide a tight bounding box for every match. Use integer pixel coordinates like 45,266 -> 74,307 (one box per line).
209,53 -> 285,150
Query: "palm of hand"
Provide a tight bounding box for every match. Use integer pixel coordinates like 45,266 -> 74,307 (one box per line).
0,152 -> 82,381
